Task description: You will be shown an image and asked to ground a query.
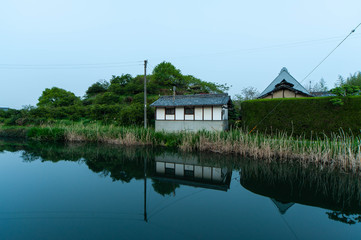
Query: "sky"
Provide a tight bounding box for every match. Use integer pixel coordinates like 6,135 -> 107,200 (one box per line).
0,0 -> 360,109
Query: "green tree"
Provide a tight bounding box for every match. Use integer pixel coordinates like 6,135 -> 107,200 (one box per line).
37,87 -> 81,107
344,72 -> 361,86
152,61 -> 185,88
184,75 -> 229,94
108,74 -> 133,95
335,72 -> 361,87
85,80 -> 109,97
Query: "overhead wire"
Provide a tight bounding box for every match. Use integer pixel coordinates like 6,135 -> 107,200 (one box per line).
248,22 -> 361,134
151,33 -> 361,61
0,61 -> 143,69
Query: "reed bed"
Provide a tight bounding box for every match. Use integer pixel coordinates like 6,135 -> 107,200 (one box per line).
1,121 -> 360,172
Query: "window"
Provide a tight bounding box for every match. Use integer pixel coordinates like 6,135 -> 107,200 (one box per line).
165,108 -> 175,115
184,107 -> 194,115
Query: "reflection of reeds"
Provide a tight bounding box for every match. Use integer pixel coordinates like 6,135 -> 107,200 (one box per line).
239,159 -> 361,213
1,122 -> 361,172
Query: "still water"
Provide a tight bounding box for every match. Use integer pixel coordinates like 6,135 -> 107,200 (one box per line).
0,139 -> 361,240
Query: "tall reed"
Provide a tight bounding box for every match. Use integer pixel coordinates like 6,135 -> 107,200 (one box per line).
1,121 -> 360,172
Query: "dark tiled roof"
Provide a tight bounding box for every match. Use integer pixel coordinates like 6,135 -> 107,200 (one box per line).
310,91 -> 336,97
258,67 -> 310,98
150,94 -> 230,107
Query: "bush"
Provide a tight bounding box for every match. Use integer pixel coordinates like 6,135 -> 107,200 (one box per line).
241,96 -> 361,137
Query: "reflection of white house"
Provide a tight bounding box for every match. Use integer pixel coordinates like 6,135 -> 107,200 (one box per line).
154,154 -> 231,191
150,94 -> 231,132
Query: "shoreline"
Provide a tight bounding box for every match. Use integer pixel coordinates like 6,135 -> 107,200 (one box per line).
0,122 -> 360,173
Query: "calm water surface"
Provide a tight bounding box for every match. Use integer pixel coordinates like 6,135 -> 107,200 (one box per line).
0,139 -> 361,240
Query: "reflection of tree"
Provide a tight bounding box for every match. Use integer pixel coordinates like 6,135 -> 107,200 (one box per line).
326,211 -> 361,225
152,179 -> 179,196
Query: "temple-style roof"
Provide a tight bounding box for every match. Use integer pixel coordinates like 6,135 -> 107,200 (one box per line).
258,67 -> 311,98
150,93 -> 230,107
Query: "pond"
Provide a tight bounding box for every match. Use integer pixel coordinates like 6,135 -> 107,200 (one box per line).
0,139 -> 360,239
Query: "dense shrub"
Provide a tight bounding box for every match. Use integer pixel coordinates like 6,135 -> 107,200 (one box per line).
241,96 -> 361,137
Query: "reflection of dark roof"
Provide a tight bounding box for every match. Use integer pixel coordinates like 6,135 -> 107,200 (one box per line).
150,94 -> 230,107
311,91 -> 336,97
270,198 -> 295,214
258,67 -> 311,98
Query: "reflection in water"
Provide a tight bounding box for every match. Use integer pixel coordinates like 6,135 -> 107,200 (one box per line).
239,160 -> 361,224
1,139 -> 361,225
154,153 -> 232,192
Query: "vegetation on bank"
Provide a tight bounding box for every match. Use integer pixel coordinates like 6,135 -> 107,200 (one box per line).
1,122 -> 360,173
241,96 -> 361,138
0,62 -> 231,127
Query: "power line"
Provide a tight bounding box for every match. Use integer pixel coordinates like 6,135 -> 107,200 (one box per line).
153,33 -> 361,61
0,60 -> 143,67
300,22 -> 361,83
0,63 -> 143,70
249,22 -> 361,134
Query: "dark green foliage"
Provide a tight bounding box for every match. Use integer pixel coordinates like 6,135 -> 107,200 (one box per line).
2,62 -> 227,127
331,85 -> 361,97
152,61 -> 185,88
37,87 -> 81,107
27,127 -> 65,141
85,80 -> 109,97
337,72 -> 361,87
330,85 -> 361,106
241,96 -> 361,137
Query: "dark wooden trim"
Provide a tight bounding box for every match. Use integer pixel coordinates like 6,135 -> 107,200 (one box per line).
202,106 -> 204,121
211,106 -> 213,121
183,107 -> 185,121
282,89 -> 285,98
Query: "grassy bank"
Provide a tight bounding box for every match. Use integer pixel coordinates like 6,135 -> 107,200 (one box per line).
0,122 -> 360,172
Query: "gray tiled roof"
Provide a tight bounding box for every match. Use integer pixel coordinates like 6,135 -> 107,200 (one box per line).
150,94 -> 230,107
310,91 -> 336,97
259,67 -> 310,98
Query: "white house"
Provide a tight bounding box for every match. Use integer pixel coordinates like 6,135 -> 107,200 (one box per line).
150,93 -> 231,132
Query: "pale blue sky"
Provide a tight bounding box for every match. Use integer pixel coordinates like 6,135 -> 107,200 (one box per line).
1,0 -> 360,108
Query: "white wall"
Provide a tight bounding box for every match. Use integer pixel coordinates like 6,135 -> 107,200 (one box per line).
156,162 -> 165,173
185,114 -> 194,120
222,106 -> 228,120
212,168 -> 222,181
157,105 -> 228,122
204,107 -> 212,120
156,108 -> 165,120
213,106 -> 222,120
175,107 -> 184,120
194,166 -> 203,178
195,107 -> 202,120
165,114 -> 175,120
175,164 -> 184,176
203,167 -> 212,180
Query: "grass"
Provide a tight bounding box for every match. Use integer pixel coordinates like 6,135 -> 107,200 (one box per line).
0,121 -> 360,173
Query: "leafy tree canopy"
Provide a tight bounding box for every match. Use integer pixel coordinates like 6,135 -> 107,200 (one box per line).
37,87 -> 81,107
85,80 -> 109,98
152,61 -> 184,88
336,72 -> 361,87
